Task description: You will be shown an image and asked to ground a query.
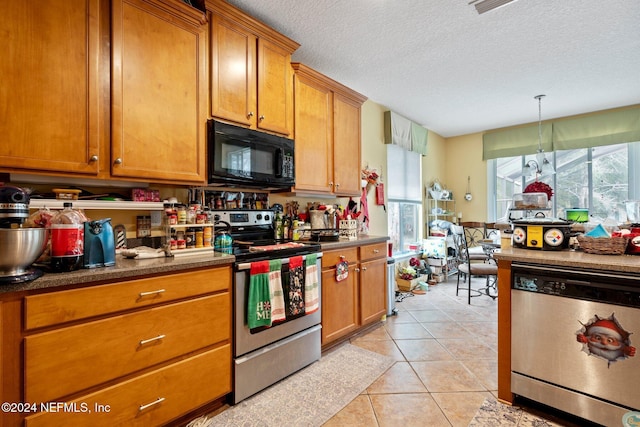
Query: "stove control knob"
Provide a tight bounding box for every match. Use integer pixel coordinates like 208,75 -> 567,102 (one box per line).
264,214 -> 270,222
213,214 -> 221,221
256,213 -> 263,220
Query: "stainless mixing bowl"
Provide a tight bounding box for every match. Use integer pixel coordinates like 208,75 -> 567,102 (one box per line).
0,228 -> 49,276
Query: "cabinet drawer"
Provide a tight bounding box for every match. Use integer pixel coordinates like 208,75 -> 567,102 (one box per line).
25,345 -> 231,427
25,266 -> 231,329
321,247 -> 358,269
25,293 -> 230,403
359,242 -> 386,262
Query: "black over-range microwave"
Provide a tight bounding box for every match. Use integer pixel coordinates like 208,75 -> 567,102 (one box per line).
207,120 -> 295,191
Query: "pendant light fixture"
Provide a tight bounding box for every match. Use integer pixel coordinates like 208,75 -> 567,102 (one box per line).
522,94 -> 555,177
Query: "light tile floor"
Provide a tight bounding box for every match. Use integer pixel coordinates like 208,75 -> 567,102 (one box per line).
322,276 -> 583,427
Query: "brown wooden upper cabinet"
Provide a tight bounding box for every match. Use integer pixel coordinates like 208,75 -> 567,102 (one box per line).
0,0 -> 104,176
111,0 -> 208,184
207,0 -> 299,137
0,0 -> 208,185
292,63 -> 367,196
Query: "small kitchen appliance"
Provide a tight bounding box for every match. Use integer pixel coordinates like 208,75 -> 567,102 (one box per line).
0,227 -> 49,283
83,218 -> 116,268
511,217 -> 573,250
564,208 -> 589,223
0,185 -> 30,228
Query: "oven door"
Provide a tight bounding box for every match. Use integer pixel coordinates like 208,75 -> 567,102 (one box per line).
207,119 -> 294,189
234,253 -> 322,357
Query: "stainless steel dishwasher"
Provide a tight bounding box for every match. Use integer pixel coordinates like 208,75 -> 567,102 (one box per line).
511,263 -> 640,427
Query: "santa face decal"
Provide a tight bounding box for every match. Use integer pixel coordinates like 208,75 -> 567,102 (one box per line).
577,314 -> 636,366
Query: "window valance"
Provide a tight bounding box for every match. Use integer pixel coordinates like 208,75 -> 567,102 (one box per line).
482,105 -> 640,160
553,108 -> 640,150
482,124 -> 551,160
384,110 -> 428,155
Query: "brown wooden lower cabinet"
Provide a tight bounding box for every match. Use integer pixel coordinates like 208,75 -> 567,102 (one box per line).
0,265 -> 232,427
24,345 -> 230,427
321,242 -> 388,346
359,257 -> 387,325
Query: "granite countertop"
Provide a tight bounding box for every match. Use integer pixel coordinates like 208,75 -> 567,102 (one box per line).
0,252 -> 235,295
494,246 -> 640,274
318,234 -> 389,251
2,235 -> 390,295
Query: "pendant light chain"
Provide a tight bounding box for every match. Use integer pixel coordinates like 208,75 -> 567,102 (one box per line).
535,94 -> 545,153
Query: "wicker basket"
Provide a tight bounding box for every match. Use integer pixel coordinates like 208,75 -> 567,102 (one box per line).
577,235 -> 628,255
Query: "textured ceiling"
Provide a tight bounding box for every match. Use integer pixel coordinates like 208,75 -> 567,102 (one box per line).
226,0 -> 640,138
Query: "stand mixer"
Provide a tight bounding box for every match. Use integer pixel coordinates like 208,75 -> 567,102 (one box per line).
0,185 -> 48,283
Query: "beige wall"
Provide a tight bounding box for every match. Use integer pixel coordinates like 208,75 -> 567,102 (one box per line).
443,132 -> 487,223
360,100 -> 388,236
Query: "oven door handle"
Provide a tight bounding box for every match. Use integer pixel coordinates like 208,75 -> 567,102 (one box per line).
236,252 -> 323,271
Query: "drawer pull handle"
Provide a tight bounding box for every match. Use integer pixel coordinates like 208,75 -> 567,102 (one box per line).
139,334 -> 165,346
138,289 -> 166,297
373,249 -> 379,253
139,397 -> 165,412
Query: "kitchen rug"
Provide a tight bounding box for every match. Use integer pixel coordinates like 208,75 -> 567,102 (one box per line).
188,344 -> 394,427
468,398 -> 565,427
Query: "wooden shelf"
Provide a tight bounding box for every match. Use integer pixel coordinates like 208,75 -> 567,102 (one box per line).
29,199 -> 165,211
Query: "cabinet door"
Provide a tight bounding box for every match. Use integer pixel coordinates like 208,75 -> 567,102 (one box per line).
256,39 -> 293,136
111,0 -> 207,183
321,265 -> 358,345
0,0 -> 103,175
293,73 -> 334,193
210,14 -> 256,127
333,93 -> 362,196
359,258 -> 387,325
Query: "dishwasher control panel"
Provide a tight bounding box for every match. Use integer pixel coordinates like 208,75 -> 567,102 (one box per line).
512,263 -> 640,308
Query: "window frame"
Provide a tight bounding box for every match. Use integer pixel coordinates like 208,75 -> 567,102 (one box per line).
488,141 -> 640,222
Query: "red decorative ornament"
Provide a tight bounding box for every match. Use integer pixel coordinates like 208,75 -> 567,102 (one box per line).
524,181 -> 553,202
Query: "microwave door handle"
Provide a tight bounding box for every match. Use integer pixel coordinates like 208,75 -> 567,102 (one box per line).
274,148 -> 283,178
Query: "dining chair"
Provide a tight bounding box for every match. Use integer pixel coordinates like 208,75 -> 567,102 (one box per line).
458,221 -> 490,261
484,222 -> 499,240
453,224 -> 498,304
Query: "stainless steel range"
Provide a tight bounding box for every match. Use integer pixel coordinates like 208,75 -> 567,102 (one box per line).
213,210 -> 322,404
511,264 -> 640,426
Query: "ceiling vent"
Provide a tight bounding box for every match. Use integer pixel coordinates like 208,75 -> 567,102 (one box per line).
469,0 -> 518,14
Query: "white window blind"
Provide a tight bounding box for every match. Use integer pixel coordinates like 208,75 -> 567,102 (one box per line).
387,144 -> 421,202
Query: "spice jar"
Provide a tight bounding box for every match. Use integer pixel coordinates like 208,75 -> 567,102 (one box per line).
203,226 -> 212,247
185,228 -> 196,248
195,230 -> 204,248
177,205 -> 187,224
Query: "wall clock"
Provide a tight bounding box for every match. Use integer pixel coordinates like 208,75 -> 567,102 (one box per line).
464,176 -> 473,201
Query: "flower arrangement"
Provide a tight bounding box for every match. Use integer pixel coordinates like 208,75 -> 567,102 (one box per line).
524,181 -> 553,202
398,265 -> 418,280
398,257 -> 430,279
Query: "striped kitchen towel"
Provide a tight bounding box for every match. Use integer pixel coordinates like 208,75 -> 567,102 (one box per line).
269,259 -> 286,323
304,254 -> 319,314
